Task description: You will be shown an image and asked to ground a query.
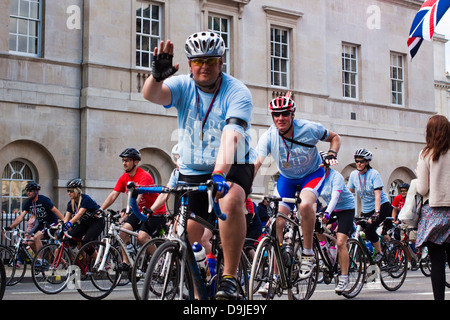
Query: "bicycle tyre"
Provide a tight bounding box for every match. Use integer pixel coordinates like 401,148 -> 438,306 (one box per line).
0,245 -> 16,286
341,238 -> 367,299
379,239 -> 408,291
419,247 -> 431,277
142,241 -> 193,300
32,243 -> 71,294
74,240 -> 121,300
249,237 -> 274,300
0,256 -> 6,300
131,237 -> 165,300
289,239 -> 319,300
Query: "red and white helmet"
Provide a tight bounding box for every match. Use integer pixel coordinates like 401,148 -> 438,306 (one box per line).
269,91 -> 295,113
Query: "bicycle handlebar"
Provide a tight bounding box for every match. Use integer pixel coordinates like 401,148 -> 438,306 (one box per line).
250,194 -> 298,204
126,180 -> 226,222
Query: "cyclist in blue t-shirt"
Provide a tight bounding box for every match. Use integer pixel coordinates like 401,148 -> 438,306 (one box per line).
255,93 -> 341,280
347,148 -> 393,262
142,32 -> 256,300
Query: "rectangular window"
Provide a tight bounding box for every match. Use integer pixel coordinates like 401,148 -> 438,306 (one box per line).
270,27 -> 289,88
390,53 -> 404,105
208,15 -> 230,74
9,0 -> 42,56
342,44 -> 358,99
136,1 -> 162,69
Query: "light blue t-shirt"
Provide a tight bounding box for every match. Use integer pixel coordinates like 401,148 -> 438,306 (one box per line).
320,169 -> 355,211
256,119 -> 328,179
347,168 -> 390,213
164,73 -> 256,175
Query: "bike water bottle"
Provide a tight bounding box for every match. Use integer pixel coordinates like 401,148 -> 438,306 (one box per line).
206,253 -> 217,296
192,242 -> 211,283
26,245 -> 35,259
329,246 -> 337,264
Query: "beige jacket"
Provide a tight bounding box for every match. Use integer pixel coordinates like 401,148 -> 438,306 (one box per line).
416,150 -> 450,207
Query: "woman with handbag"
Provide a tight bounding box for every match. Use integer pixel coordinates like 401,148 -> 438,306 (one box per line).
416,114 -> 450,300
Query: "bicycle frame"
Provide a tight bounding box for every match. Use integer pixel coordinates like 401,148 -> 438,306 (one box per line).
127,180 -> 225,300
250,194 -> 300,294
93,216 -> 139,272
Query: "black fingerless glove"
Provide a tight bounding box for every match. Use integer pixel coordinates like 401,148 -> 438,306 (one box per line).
151,53 -> 178,82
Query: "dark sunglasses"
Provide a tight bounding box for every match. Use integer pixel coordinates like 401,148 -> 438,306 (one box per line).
354,159 -> 367,164
272,111 -> 292,118
67,189 -> 75,193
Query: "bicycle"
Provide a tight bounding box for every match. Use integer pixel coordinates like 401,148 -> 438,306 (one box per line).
249,194 -> 318,300
31,222 -> 83,294
395,224 -> 432,277
72,208 -> 167,300
136,180 -> 249,300
354,216 -> 408,291
0,226 -> 51,286
313,212 -> 366,298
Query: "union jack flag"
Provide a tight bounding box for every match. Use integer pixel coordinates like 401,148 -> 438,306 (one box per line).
407,0 -> 450,60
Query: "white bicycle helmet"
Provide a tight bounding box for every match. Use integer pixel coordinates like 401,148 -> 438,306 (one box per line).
269,91 -> 296,113
171,144 -> 180,162
185,31 -> 226,59
353,148 -> 372,161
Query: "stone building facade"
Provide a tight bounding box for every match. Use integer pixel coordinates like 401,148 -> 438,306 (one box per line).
0,0 -> 449,224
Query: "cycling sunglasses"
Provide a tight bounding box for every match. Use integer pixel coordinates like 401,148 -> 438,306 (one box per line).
190,57 -> 221,67
272,111 -> 292,118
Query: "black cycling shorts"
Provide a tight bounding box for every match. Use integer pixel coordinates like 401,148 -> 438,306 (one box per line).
178,163 -> 254,220
125,212 -> 166,237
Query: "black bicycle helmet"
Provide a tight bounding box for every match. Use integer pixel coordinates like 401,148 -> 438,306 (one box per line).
119,148 -> 141,161
66,178 -> 83,188
25,181 -> 40,191
398,183 -> 410,190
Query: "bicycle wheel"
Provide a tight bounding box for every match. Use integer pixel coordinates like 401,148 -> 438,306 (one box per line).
0,257 -> 6,300
289,240 -> 318,300
142,241 -> 193,300
249,237 -> 274,300
74,240 -> 121,300
0,245 -> 16,286
379,239 -> 407,291
32,243 -> 71,294
131,237 -> 165,300
341,238 -> 366,298
419,247 -> 431,277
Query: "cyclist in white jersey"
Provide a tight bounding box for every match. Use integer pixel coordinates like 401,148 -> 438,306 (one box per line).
255,92 -> 341,279
142,31 -> 256,300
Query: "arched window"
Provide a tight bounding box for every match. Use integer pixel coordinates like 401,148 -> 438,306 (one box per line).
2,159 -> 36,217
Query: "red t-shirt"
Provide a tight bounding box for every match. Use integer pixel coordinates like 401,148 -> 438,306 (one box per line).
392,194 -> 406,211
114,167 -> 166,215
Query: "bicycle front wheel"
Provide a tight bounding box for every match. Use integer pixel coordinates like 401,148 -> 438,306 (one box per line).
249,237 -> 274,300
131,237 -> 165,300
0,256 -> 6,300
341,238 -> 367,298
0,245 -> 16,286
289,240 -> 319,300
74,240 -> 122,300
141,241 -> 193,300
32,243 -> 71,294
379,239 -> 407,291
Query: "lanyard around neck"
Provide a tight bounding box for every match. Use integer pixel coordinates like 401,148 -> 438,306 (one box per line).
195,77 -> 223,137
